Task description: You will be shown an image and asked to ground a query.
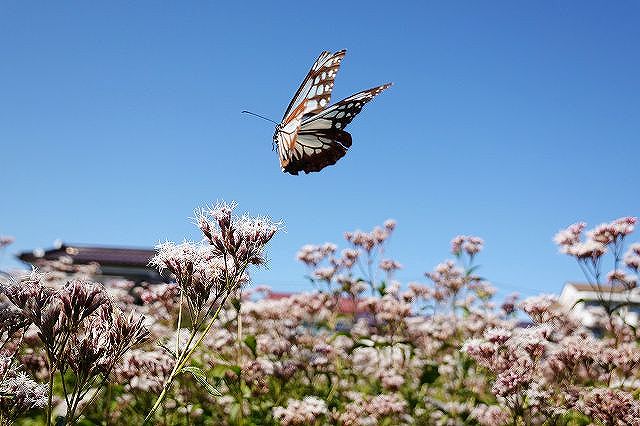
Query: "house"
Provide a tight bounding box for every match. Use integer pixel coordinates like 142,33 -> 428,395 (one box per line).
558,282 -> 640,328
17,242 -> 165,283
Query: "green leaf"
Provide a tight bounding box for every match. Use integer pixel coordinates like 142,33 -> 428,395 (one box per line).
570,298 -> 588,310
466,265 -> 481,276
244,334 -> 257,358
420,363 -> 440,385
332,331 -> 352,339
351,339 -> 375,350
182,366 -> 223,396
211,363 -> 241,378
231,298 -> 241,311
157,342 -> 177,359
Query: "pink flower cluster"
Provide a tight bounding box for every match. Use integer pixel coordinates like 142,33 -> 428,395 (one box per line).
4,212 -> 640,425
451,235 -> 484,256
272,396 -> 328,425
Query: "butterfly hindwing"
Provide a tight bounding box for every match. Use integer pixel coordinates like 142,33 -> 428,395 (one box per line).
282,129 -> 352,175
279,84 -> 390,174
300,83 -> 392,132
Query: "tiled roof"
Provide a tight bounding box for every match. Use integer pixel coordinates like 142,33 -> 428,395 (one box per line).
17,244 -> 155,267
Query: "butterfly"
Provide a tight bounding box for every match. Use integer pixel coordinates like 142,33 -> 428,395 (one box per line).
273,50 -> 391,175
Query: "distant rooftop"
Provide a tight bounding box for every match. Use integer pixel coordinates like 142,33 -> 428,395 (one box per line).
17,243 -> 165,283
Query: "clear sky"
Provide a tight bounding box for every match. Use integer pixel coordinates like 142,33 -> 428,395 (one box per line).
1,1 -> 639,298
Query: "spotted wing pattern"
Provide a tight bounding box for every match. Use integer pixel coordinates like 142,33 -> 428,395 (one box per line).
281,83 -> 392,175
282,50 -> 346,121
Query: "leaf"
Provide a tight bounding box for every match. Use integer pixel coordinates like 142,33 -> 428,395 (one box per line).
244,335 -> 257,358
157,341 -> 177,359
211,363 -> 241,378
332,331 -> 352,339
231,298 -> 241,311
420,363 -> 440,385
182,366 -> 223,396
352,338 -> 375,349
466,265 -> 481,276
570,298 -> 588,311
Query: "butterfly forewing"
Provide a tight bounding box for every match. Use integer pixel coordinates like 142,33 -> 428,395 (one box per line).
282,50 -> 346,121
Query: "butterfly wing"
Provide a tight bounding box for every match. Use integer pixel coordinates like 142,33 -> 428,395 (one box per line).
282,83 -> 392,175
282,50 -> 346,121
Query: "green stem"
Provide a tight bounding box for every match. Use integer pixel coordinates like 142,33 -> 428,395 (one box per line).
176,291 -> 184,356
143,293 -> 230,424
237,296 -> 243,426
46,370 -> 54,426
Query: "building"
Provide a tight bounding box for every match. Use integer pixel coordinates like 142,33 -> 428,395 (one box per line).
17,242 -> 165,283
558,282 -> 640,328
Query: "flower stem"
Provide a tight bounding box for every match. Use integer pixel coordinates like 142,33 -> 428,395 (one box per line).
46,370 -> 54,426
237,295 -> 243,426
143,293 -> 230,425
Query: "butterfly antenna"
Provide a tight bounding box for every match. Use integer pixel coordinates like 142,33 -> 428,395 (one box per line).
241,110 -> 279,125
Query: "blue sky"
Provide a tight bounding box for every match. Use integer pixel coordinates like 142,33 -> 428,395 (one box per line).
1,1 -> 639,298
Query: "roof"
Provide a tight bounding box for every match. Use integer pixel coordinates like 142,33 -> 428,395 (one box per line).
17,243 -> 156,268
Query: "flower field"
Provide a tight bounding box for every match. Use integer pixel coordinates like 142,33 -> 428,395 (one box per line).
1,204 -> 639,425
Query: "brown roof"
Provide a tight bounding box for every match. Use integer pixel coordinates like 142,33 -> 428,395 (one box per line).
17,244 -> 156,268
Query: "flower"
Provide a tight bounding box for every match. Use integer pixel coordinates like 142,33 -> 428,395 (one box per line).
339,248 -> 360,268
378,259 -> 402,273
313,267 -> 336,282
0,356 -> 47,421
426,260 -> 465,296
577,388 -> 640,425
588,217 -> 637,245
520,294 -> 559,323
0,302 -> 30,343
451,235 -> 484,256
623,243 -> 640,271
150,241 -> 242,315
567,240 -> 607,259
554,222 -> 586,249
606,269 -> 637,288
195,201 -> 282,267
469,404 -> 510,426
59,280 -> 110,329
272,396 -> 328,425
0,236 -> 14,249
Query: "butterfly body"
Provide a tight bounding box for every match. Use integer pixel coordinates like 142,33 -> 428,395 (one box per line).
273,50 -> 391,175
